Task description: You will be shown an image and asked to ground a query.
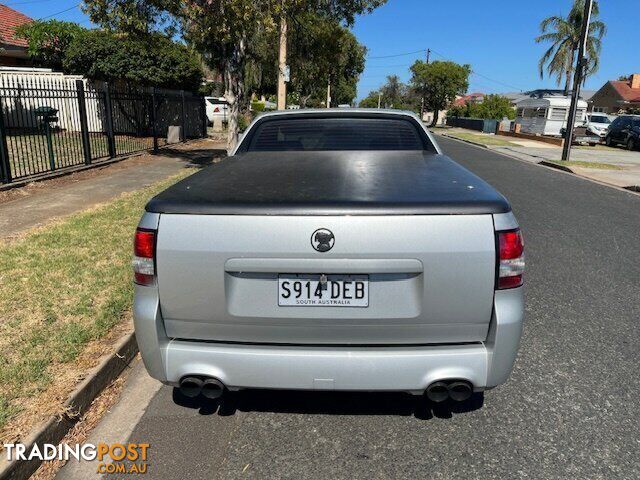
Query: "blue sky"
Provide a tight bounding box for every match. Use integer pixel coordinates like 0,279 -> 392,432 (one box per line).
352,0 -> 636,99
9,0 -> 637,100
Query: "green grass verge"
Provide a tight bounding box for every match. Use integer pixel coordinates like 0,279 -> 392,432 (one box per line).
546,160 -> 624,170
0,169 -> 192,432
447,132 -> 518,147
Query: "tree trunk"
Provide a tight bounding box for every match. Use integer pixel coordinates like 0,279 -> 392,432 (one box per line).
430,109 -> 439,127
564,49 -> 576,96
223,38 -> 247,153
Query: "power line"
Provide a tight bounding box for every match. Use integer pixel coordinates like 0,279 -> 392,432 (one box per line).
365,63 -> 413,69
429,48 -> 525,92
470,71 -> 524,92
38,3 -> 80,21
367,49 -> 426,59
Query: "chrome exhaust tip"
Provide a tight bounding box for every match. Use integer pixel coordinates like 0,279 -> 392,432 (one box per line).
425,381 -> 450,403
448,381 -> 473,402
179,377 -> 203,398
201,378 -> 225,399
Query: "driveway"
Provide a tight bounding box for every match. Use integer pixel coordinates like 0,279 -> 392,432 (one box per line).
58,136 -> 640,480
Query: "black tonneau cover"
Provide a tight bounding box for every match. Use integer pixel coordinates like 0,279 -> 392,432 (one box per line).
146,151 -> 510,215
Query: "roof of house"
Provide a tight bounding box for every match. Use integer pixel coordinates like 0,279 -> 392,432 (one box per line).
609,80 -> 640,103
0,4 -> 33,48
504,89 -> 595,104
452,92 -> 486,107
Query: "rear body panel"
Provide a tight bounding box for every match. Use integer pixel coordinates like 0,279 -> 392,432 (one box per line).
156,214 -> 496,345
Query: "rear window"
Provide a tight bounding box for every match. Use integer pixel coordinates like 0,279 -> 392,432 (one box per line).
244,117 -> 430,152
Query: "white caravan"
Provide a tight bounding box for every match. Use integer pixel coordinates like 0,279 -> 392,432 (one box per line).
515,96 -> 588,137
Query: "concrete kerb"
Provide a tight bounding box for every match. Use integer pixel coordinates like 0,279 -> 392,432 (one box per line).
0,333 -> 138,480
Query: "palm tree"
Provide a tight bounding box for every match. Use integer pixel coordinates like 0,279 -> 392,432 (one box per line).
536,0 -> 606,95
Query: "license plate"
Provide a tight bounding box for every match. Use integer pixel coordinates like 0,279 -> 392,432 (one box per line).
278,274 -> 369,307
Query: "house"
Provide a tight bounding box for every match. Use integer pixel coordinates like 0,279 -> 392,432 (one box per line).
452,92 -> 485,107
0,4 -> 33,67
504,89 -> 595,107
589,74 -> 640,114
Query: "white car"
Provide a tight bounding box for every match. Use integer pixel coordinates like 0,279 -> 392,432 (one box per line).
204,97 -> 229,124
584,113 -> 612,139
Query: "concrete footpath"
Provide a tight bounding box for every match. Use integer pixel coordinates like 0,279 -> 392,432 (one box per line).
0,140 -> 225,239
438,129 -> 640,190
493,144 -> 640,190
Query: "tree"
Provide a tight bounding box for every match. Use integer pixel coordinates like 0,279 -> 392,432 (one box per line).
63,30 -> 202,90
84,0 -> 386,150
181,0 -> 384,149
82,0 -> 176,35
248,13 -> 366,108
359,90 -> 382,108
15,20 -> 86,71
410,60 -> 470,126
326,25 -> 366,107
451,95 -> 516,120
536,0 -> 606,95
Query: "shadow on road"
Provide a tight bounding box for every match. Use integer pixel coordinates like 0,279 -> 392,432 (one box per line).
160,147 -> 227,166
172,388 -> 484,420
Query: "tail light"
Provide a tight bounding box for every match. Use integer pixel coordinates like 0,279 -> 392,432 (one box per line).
133,228 -> 156,285
497,229 -> 525,289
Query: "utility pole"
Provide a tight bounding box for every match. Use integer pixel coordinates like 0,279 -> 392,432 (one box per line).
277,13 -> 288,110
562,0 -> 593,161
420,48 -> 430,120
326,79 -> 331,108
377,92 -> 382,109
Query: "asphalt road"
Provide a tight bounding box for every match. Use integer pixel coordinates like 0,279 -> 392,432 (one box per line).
87,137 -> 640,479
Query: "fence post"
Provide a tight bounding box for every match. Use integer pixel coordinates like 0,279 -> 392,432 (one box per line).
0,97 -> 11,184
180,90 -> 186,142
201,95 -> 207,138
75,80 -> 92,165
103,82 -> 117,158
151,87 -> 158,153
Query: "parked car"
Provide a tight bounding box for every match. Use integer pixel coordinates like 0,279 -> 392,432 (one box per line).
605,115 -> 640,150
133,110 -> 525,405
584,113 -> 612,139
204,96 -> 229,124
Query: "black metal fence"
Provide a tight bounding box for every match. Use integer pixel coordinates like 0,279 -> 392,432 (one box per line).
445,116 -> 499,134
0,80 -> 207,184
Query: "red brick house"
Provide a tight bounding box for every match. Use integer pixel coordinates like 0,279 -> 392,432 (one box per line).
0,4 -> 33,66
589,74 -> 640,114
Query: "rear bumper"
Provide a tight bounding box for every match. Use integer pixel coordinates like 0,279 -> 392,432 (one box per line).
134,286 -> 523,393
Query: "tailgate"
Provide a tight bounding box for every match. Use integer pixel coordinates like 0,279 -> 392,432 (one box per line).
156,215 -> 496,345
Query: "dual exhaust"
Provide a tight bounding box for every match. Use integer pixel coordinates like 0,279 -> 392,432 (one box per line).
425,380 -> 473,403
179,377 -> 225,399
181,377 -> 472,402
